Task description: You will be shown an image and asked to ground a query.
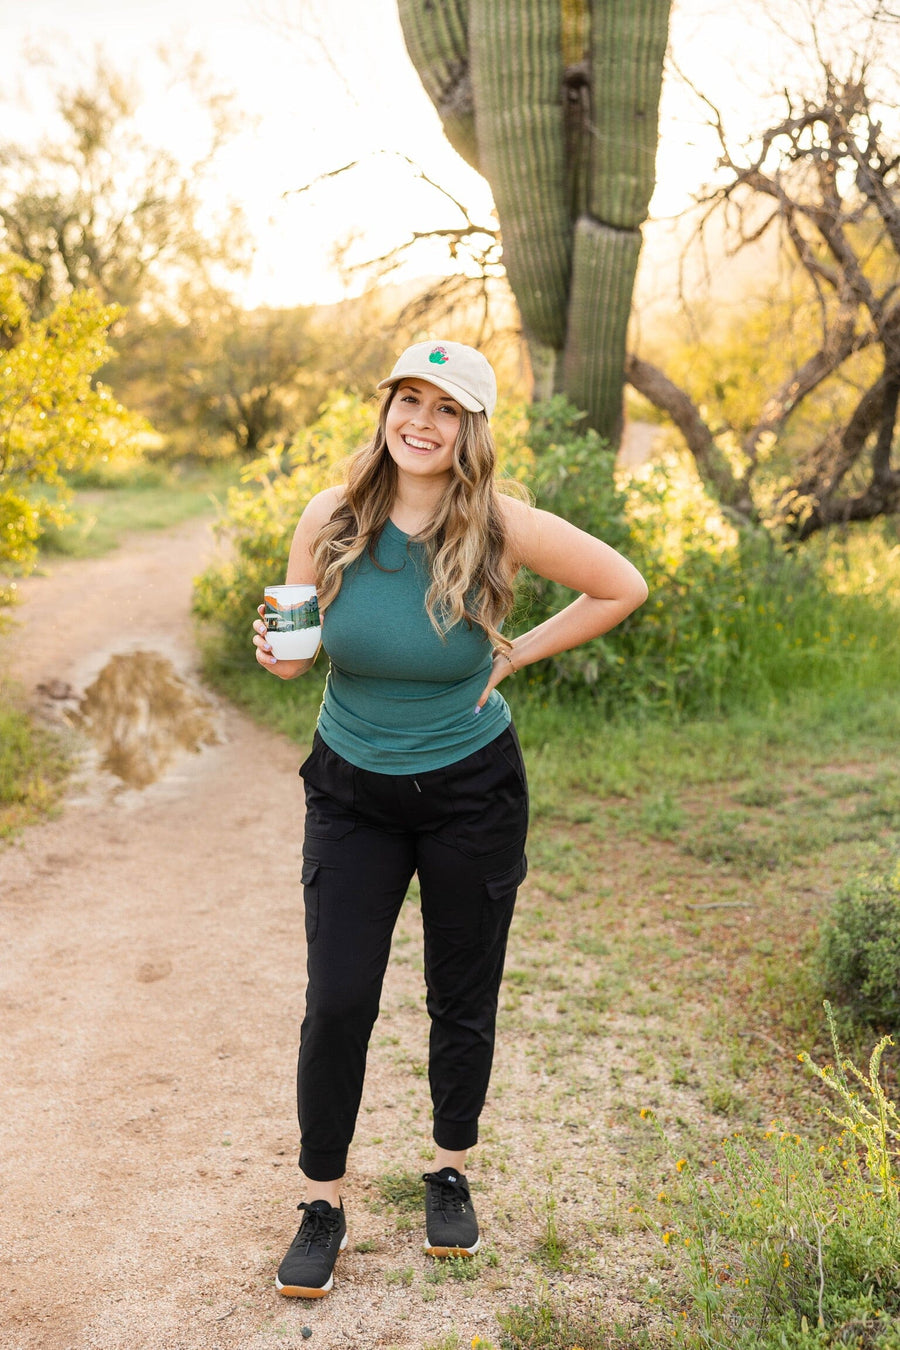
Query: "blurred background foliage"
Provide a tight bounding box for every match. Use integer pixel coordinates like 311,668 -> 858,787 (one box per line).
193,392 -> 899,721
1,14 -> 898,725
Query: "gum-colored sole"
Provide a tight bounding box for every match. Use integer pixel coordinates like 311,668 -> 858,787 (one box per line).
424,1240 -> 481,1258
275,1233 -> 347,1297
276,1280 -> 332,1298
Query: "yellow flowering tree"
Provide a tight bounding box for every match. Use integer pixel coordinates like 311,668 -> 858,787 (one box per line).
0,251 -> 145,606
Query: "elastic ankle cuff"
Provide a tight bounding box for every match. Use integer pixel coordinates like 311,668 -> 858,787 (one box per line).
299,1147 -> 347,1182
433,1116 -> 479,1152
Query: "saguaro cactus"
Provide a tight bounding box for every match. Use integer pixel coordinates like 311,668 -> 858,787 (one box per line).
398,0 -> 671,444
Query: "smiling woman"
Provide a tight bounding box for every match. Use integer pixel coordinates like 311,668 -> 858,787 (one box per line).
249,338 -> 648,1299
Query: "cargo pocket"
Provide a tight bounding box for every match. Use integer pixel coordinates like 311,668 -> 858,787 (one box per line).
301,859 -> 320,945
481,854 -> 528,948
447,741 -> 529,858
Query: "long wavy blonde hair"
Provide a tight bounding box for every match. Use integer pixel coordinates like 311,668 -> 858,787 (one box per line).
311,386 -> 518,652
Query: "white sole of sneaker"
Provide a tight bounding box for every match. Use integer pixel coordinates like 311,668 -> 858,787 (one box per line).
275,1233 -> 348,1297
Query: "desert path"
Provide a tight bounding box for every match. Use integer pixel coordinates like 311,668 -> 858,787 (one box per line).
2,518 -> 514,1350
1,516 -> 654,1350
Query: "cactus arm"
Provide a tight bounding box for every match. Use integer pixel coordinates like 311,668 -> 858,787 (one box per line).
563,222 -> 643,442
469,0 -> 572,367
397,0 -> 479,171
563,0 -> 671,440
588,0 -> 670,228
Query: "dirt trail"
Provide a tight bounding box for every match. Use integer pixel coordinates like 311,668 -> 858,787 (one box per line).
0,519 -> 319,1347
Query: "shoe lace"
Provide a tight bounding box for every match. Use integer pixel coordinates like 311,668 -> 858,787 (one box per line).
423,1171 -> 470,1219
292,1201 -> 339,1252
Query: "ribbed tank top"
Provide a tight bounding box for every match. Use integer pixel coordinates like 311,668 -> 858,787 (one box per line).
316,519 -> 510,774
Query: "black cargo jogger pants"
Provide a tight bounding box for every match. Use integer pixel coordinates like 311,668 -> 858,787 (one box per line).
296,724 -> 528,1182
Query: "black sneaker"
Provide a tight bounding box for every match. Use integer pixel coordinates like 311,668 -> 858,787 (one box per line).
422,1167 -> 480,1257
275,1199 -> 347,1298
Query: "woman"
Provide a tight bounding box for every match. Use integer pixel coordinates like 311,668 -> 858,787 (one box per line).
252,340 -> 648,1298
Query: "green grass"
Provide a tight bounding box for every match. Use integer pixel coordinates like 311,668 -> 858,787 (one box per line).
37,458 -> 240,558
637,1010 -> 900,1350
496,1292 -> 650,1349
0,694 -> 71,839
372,1168 -> 425,1214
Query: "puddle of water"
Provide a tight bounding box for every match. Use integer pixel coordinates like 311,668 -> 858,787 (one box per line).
76,651 -> 221,789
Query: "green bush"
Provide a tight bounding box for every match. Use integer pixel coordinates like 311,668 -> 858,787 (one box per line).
512,402 -> 899,717
820,859 -> 900,1033
192,393 -> 374,672
507,397 -> 638,692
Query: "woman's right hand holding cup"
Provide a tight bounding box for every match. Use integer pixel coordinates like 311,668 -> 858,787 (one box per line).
253,605 -> 318,680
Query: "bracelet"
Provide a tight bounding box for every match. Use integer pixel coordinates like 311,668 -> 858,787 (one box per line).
494,648 -> 517,673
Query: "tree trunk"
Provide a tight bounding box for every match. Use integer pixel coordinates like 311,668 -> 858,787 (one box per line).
624,354 -> 758,521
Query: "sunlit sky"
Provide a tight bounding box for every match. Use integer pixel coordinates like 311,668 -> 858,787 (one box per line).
0,0 -> 857,309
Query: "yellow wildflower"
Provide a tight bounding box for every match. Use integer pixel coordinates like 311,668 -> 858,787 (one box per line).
676,1158 -> 687,1172
783,1253 -> 790,1268
663,1231 -> 672,1244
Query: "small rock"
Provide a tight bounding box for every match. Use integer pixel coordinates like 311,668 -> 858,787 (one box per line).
301,1327 -> 313,1339
37,679 -> 76,700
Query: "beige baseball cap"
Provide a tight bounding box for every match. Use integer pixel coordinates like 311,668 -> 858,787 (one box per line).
377,340 -> 497,417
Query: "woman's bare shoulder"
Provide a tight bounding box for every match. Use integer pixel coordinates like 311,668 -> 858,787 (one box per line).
296,485 -> 346,535
286,486 -> 347,582
496,490 -> 537,565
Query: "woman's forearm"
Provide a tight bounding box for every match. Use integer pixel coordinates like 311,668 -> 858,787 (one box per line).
507,590 -> 645,671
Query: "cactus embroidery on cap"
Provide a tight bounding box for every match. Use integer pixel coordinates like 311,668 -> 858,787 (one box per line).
428,346 -> 449,364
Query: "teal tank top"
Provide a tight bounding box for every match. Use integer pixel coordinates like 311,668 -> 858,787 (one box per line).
316,519 -> 511,774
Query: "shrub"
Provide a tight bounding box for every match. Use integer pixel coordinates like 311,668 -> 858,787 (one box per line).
507,398 -> 638,695
0,251 -> 146,607
512,402 -> 898,717
820,859 -> 900,1033
192,393 -> 374,671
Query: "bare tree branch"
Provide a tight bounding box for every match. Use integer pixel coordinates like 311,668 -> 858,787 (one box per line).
644,41 -> 900,541
741,312 -> 876,464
